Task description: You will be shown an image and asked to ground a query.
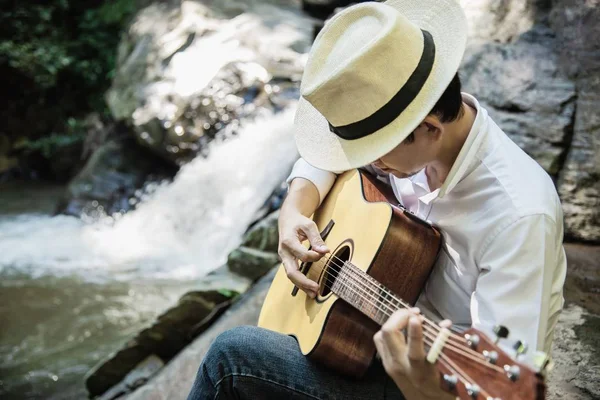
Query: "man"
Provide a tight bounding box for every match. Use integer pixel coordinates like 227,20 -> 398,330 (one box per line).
187,0 -> 567,399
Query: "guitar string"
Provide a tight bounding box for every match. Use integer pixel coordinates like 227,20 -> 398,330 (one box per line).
314,258 -> 505,376
309,253 -> 491,360
316,262 -> 494,399
312,251 -> 493,360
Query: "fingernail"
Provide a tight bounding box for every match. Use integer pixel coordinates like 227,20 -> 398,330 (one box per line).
410,307 -> 420,314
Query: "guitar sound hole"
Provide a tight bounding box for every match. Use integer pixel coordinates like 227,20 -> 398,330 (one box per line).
320,244 -> 352,298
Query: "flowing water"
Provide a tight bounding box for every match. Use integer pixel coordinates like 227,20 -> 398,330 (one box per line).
0,108 -> 299,399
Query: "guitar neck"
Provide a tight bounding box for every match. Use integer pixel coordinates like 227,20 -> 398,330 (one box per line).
330,262 -> 406,326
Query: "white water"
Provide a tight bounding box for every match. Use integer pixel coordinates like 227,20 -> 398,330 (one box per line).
0,109 -> 298,282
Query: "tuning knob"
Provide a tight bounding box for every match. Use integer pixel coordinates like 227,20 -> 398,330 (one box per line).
504,364 -> 521,381
493,325 -> 509,342
464,333 -> 480,349
513,340 -> 528,356
465,383 -> 480,398
443,374 -> 458,391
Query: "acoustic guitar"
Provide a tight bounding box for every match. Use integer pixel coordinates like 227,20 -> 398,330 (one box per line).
258,169 -> 551,400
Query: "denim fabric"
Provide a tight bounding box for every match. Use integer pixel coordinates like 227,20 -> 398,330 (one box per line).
187,326 -> 405,400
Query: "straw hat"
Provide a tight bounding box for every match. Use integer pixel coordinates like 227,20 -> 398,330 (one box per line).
294,0 -> 468,172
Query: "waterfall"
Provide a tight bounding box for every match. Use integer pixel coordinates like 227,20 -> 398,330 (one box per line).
0,108 -> 298,282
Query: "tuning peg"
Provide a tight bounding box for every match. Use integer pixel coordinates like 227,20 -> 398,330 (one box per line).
482,349 -> 498,364
464,333 -> 480,349
513,340 -> 528,356
443,374 -> 458,390
465,383 -> 480,398
493,325 -> 509,342
504,364 -> 521,381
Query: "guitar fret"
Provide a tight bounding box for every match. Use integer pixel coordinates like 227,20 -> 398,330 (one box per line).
328,261 -> 409,327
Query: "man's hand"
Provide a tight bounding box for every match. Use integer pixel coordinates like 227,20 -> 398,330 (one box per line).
278,212 -> 329,298
374,308 -> 454,399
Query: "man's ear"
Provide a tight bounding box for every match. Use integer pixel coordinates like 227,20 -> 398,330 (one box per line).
422,115 -> 443,141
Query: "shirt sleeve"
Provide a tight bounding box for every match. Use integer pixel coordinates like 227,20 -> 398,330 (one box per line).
286,158 -> 338,205
472,214 -> 566,354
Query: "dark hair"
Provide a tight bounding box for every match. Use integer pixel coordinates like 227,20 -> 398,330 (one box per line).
429,72 -> 463,123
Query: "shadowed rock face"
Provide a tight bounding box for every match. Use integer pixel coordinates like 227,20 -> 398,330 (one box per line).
461,25 -> 576,179
459,0 -> 600,242
550,1 -> 600,243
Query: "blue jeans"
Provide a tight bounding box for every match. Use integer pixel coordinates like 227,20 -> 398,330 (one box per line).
187,326 -> 405,400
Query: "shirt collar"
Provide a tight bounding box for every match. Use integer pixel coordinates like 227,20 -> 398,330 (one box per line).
437,93 -> 488,198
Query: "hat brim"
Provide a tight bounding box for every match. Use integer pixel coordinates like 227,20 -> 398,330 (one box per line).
294,0 -> 468,173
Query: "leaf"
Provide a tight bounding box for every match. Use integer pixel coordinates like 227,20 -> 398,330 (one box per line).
217,289 -> 240,299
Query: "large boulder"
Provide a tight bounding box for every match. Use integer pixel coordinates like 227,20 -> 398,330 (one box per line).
461,25 -> 576,178
550,1 -> 600,242
106,0 -> 312,164
56,137 -> 177,218
459,0 -> 600,241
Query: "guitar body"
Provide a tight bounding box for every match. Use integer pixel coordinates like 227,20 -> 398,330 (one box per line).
258,169 -> 442,377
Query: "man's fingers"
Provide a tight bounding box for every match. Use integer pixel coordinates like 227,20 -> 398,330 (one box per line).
379,308 -> 418,356
300,222 -> 329,253
280,254 -> 319,297
407,316 -> 426,361
284,238 -> 325,263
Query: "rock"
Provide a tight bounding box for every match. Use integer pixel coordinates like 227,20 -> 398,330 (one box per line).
56,137 -> 177,218
106,0 -> 312,164
96,355 -> 164,400
461,24 -> 576,178
123,269 -> 277,400
242,210 -> 280,253
558,85 -> 600,242
564,243 -> 600,315
85,290 -> 232,398
548,0 -> 600,80
227,246 -> 280,281
193,263 -> 253,294
460,0 -> 550,44
549,2 -> 600,242
130,61 -> 270,164
460,0 -> 600,241
548,305 -> 600,400
547,244 -> 600,399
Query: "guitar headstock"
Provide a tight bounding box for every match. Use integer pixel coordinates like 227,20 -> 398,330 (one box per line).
433,326 -> 549,400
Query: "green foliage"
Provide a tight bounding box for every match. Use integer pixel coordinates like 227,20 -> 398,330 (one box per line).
217,289 -> 240,299
0,0 -> 136,165
15,118 -> 86,159
2,1 -> 135,89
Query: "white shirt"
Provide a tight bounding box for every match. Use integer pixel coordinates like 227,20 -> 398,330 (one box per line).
287,93 -> 566,355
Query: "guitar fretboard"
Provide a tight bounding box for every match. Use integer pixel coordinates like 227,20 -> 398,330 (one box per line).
330,262 -> 405,326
